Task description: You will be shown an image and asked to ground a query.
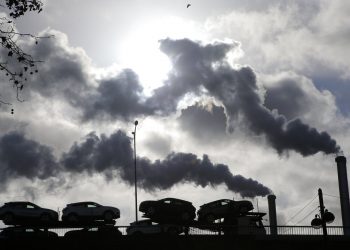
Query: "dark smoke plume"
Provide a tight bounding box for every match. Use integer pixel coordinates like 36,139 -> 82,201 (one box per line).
145,38 -> 340,156
76,38 -> 339,155
0,130 -> 270,197
136,153 -> 270,197
0,131 -> 58,182
82,69 -> 154,121
178,102 -> 227,143
27,33 -> 340,156
61,130 -> 271,197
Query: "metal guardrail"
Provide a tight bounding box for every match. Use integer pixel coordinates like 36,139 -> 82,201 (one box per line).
274,226 -> 345,236
188,225 -> 346,236
0,225 -> 347,237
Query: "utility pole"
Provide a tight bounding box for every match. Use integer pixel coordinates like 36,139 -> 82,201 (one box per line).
132,120 -> 139,222
318,188 -> 327,236
311,188 -> 334,240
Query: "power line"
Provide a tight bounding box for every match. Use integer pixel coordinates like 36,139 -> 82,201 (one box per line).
324,193 -> 340,199
293,206 -> 319,226
285,194 -> 318,225
283,206 -> 319,234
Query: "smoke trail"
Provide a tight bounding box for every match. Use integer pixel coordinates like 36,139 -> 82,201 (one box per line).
0,130 -> 270,197
37,34 -> 340,156
21,31 -> 340,155
61,130 -> 271,197
0,131 -> 58,181
146,38 -> 340,155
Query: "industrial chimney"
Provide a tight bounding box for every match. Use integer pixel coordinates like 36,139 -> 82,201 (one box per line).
335,156 -> 350,235
267,194 -> 278,235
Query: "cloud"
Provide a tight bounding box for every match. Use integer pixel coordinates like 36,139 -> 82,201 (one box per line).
2,27 -> 341,158
81,69 -> 154,121
178,101 -> 228,142
0,1 -> 347,227
151,38 -> 340,156
205,1 -> 350,115
0,131 -> 58,182
19,31 -> 341,156
61,130 -> 270,198
264,76 -> 312,121
18,30 -> 153,121
145,39 -> 236,115
205,1 -> 350,74
262,72 -> 338,127
25,29 -> 92,107
0,31 -> 274,198
143,132 -> 172,157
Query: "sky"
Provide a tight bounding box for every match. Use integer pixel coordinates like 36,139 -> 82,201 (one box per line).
0,0 -> 350,227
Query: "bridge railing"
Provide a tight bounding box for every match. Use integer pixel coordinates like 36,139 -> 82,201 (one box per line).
0,225 -> 347,236
188,225 -> 346,236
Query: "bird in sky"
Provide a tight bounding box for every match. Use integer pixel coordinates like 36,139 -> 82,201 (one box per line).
187,4 -> 191,8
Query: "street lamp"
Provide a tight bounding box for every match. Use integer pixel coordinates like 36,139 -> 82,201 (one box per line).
311,188 -> 335,236
132,120 -> 138,222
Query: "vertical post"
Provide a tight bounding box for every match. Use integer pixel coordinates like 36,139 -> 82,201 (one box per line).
133,120 -> 138,222
267,194 -> 277,235
335,156 -> 350,235
318,188 -> 327,236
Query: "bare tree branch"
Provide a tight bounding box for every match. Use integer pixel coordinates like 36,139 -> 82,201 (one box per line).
0,0 -> 49,108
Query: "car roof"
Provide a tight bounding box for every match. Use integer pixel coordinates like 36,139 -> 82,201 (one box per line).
4,201 -> 36,205
67,201 -> 100,206
159,198 -> 192,204
200,199 -> 233,207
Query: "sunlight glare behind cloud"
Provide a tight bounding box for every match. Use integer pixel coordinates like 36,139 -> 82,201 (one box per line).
119,16 -> 207,95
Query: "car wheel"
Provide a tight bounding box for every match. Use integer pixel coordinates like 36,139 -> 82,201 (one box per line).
205,214 -> 215,223
40,213 -> 52,222
67,213 -> 79,222
103,211 -> 114,221
147,207 -> 155,216
3,213 -> 14,224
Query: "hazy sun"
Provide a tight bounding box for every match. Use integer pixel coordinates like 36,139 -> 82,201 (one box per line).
119,16 -> 207,95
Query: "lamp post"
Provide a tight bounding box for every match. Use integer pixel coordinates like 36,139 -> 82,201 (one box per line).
311,188 -> 335,237
132,120 -> 138,222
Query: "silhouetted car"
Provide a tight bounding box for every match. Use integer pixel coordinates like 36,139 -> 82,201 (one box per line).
0,227 -> 58,239
197,199 -> 253,223
139,198 -> 196,223
0,202 -> 58,225
126,219 -> 184,235
64,226 -> 122,239
62,201 -> 120,222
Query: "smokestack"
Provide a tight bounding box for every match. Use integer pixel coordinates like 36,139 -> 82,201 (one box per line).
267,194 -> 278,235
335,156 -> 350,235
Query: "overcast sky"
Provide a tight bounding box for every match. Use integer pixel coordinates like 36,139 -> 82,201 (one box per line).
0,0 -> 350,227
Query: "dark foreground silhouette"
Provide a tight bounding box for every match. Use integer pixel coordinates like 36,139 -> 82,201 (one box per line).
1,234 -> 350,250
